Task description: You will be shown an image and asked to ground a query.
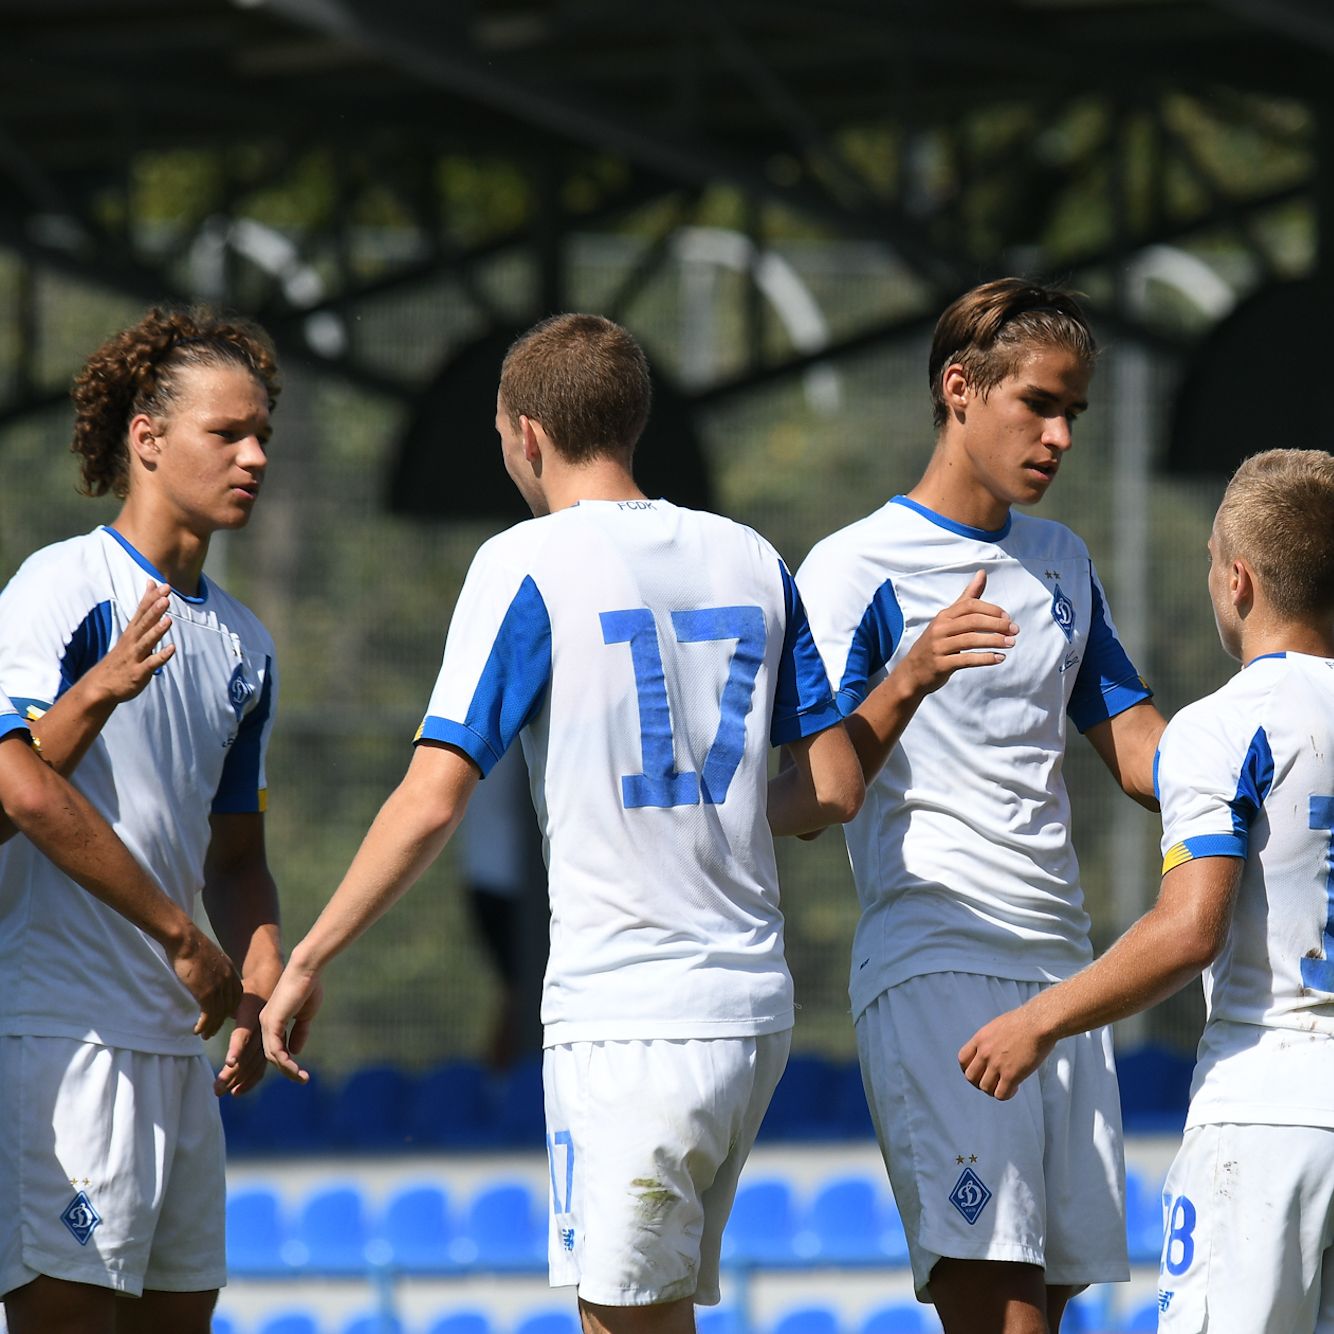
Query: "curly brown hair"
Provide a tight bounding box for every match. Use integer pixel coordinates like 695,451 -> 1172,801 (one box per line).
70,306 -> 282,498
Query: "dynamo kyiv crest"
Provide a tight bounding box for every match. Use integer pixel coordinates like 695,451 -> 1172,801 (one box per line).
1050,582 -> 1076,642
948,1167 -> 992,1225
61,1190 -> 101,1246
227,663 -> 257,720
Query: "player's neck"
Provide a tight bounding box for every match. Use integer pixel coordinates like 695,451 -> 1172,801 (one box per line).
1240,617 -> 1334,665
908,453 -> 1009,533
541,458 -> 647,513
110,501 -> 210,596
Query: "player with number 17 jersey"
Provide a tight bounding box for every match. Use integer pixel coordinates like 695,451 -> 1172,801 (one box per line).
418,497 -> 839,1045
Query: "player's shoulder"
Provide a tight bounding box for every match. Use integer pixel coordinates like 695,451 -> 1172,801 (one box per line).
0,528 -> 110,605
1004,511 -> 1091,561
1160,667 -> 1273,758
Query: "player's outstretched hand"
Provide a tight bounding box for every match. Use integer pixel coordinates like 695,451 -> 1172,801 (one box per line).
169,925 -> 242,1041
899,570 -> 1016,697
214,991 -> 272,1097
259,962 -> 325,1084
92,580 -> 177,702
957,1007 -> 1054,1101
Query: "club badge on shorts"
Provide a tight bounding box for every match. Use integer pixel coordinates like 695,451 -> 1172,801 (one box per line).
948,1166 -> 992,1225
61,1190 -> 102,1246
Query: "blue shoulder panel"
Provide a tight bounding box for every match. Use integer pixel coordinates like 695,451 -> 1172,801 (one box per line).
417,575 -> 552,776
772,560 -> 839,746
54,600 -> 116,701
1067,569 -> 1152,732
213,657 -> 275,814
835,579 -> 903,716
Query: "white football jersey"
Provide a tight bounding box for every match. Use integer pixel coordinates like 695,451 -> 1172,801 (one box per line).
418,499 -> 840,1045
797,496 -> 1152,1018
1156,652 -> 1334,1128
0,527 -> 277,1054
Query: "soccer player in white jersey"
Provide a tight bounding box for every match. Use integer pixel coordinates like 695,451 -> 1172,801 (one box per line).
961,447 -> 1334,1332
261,314 -> 864,1334
795,278 -> 1166,1334
0,307 -> 291,1334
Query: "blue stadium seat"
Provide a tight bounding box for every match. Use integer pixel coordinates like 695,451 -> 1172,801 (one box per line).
512,1309 -> 580,1334
758,1054 -> 840,1141
831,1061 -> 875,1138
1116,1044 -> 1192,1134
292,1182 -> 373,1274
245,1072 -> 329,1152
328,1065 -> 415,1150
410,1061 -> 499,1149
769,1304 -> 841,1334
1118,1298 -> 1161,1331
1124,1170 -> 1166,1266
212,1313 -> 242,1334
381,1181 -> 461,1274
340,1314 -> 405,1334
802,1174 -> 907,1265
720,1178 -> 801,1267
424,1310 -> 495,1334
495,1055 -> 546,1147
226,1184 -> 295,1277
460,1178 -> 546,1270
696,1308 -> 744,1334
860,1305 -> 927,1334
256,1313 -> 321,1334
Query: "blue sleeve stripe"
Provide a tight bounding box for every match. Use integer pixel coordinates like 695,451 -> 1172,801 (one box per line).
772,560 -> 838,746
1228,726 -> 1274,837
1068,569 -> 1153,732
1182,833 -> 1248,860
835,579 -> 902,710
1152,747 -> 1162,803
9,697 -> 50,721
416,717 -> 495,773
56,600 -> 115,698
0,714 -> 30,742
419,575 -> 552,777
212,657 -> 274,814
771,696 -> 842,747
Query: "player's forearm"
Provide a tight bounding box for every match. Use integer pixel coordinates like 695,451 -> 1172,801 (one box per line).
845,666 -> 931,783
1025,892 -> 1225,1044
5,748 -> 195,948
768,725 -> 864,837
205,877 -> 284,999
26,675 -> 121,776
290,780 -> 462,975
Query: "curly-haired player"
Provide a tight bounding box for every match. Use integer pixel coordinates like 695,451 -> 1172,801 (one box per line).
0,306 -> 297,1334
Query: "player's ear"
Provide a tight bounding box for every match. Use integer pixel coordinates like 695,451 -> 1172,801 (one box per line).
1230,557 -> 1255,613
519,414 -> 547,464
127,413 -> 160,467
941,364 -> 970,417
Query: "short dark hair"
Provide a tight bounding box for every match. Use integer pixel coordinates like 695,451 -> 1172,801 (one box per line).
71,305 -> 281,498
928,278 -> 1097,430
498,314 -> 651,463
1216,448 -> 1334,618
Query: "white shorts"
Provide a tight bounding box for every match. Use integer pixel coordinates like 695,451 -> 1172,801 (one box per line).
1158,1122 -> 1334,1333
542,1030 -> 790,1307
857,974 -> 1129,1298
0,1036 -> 226,1299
